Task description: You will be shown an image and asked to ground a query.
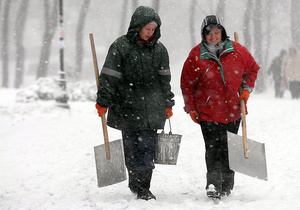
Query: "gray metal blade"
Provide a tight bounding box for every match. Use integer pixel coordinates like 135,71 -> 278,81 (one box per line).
227,132 -> 268,181
94,139 -> 127,187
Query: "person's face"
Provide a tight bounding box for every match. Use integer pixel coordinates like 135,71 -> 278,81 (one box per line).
205,26 -> 222,45
139,24 -> 157,41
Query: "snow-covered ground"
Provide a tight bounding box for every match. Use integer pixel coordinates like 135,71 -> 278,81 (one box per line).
1,86 -> 300,210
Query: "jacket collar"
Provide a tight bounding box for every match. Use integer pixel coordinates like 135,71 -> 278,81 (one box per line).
200,39 -> 234,60
199,39 -> 234,87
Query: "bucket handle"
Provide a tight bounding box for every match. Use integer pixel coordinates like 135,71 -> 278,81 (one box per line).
162,119 -> 173,135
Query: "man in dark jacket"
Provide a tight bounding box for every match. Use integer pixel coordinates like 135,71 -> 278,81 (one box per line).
268,49 -> 287,98
95,6 -> 174,200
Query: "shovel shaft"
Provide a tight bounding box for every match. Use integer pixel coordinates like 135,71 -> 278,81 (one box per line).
234,32 -> 249,158
240,97 -> 249,158
89,33 -> 110,159
234,32 -> 239,43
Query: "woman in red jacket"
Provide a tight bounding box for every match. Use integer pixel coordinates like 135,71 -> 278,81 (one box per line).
180,15 -> 260,200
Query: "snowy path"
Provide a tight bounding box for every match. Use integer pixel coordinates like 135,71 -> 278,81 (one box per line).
1,89 -> 300,209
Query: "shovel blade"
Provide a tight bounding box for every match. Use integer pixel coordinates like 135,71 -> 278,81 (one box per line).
94,139 -> 127,187
227,132 -> 268,181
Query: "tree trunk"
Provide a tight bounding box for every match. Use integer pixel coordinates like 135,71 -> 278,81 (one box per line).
253,0 -> 265,92
14,0 -> 29,88
119,0 -> 128,36
1,0 -> 11,88
216,0 -> 226,23
263,0 -> 272,67
152,0 -> 160,13
75,0 -> 91,80
243,0 -> 252,50
36,0 -> 58,79
132,0 -> 138,11
291,0 -> 300,50
189,0 -> 196,47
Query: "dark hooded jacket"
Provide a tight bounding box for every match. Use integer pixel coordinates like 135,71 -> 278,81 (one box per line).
96,6 -> 174,130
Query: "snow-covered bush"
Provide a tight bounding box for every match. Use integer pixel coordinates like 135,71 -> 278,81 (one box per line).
16,77 -> 58,102
16,88 -> 38,103
67,81 -> 96,101
16,77 -> 96,103
36,77 -> 60,100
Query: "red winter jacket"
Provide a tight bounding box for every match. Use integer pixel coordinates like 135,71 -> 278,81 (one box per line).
180,40 -> 260,124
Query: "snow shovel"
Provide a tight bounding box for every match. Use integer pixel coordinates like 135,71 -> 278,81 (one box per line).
89,33 -> 127,187
227,32 -> 268,181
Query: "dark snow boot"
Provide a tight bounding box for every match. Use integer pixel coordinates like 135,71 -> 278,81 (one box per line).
137,170 -> 156,201
137,189 -> 156,201
221,171 -> 235,197
206,170 -> 222,198
206,184 -> 221,201
128,169 -> 139,194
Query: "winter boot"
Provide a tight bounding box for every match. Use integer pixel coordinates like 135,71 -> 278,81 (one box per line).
206,184 -> 221,200
128,169 -> 139,193
221,171 -> 235,197
137,169 -> 156,200
206,170 -> 222,199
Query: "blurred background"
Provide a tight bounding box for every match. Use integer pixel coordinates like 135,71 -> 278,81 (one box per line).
0,0 -> 298,97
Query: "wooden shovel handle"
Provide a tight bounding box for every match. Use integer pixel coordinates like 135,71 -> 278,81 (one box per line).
234,32 -> 249,158
89,33 -> 110,159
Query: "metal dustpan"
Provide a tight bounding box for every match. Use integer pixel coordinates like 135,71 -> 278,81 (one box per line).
90,34 -> 127,187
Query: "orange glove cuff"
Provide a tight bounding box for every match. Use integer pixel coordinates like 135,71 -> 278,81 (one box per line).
189,110 -> 200,124
166,108 -> 173,119
95,103 -> 108,117
239,90 -> 250,104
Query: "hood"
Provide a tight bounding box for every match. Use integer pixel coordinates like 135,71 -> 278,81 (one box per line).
126,6 -> 161,44
200,15 -> 228,42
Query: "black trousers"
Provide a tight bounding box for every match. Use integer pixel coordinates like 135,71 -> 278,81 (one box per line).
122,130 -> 157,172
200,119 -> 241,192
289,81 -> 300,99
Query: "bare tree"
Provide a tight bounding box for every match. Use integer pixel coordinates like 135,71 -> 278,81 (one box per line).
14,0 -> 29,88
119,0 -> 129,36
216,0 -> 226,23
1,0 -> 12,88
253,0 -> 265,92
189,0 -> 197,48
243,0 -> 253,50
132,0 -> 138,11
152,0 -> 160,13
75,0 -> 91,80
36,0 -> 58,79
291,0 -> 300,50
263,0 -> 272,67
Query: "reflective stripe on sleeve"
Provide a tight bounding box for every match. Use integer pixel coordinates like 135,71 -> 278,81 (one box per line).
101,67 -> 122,79
158,69 -> 171,75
